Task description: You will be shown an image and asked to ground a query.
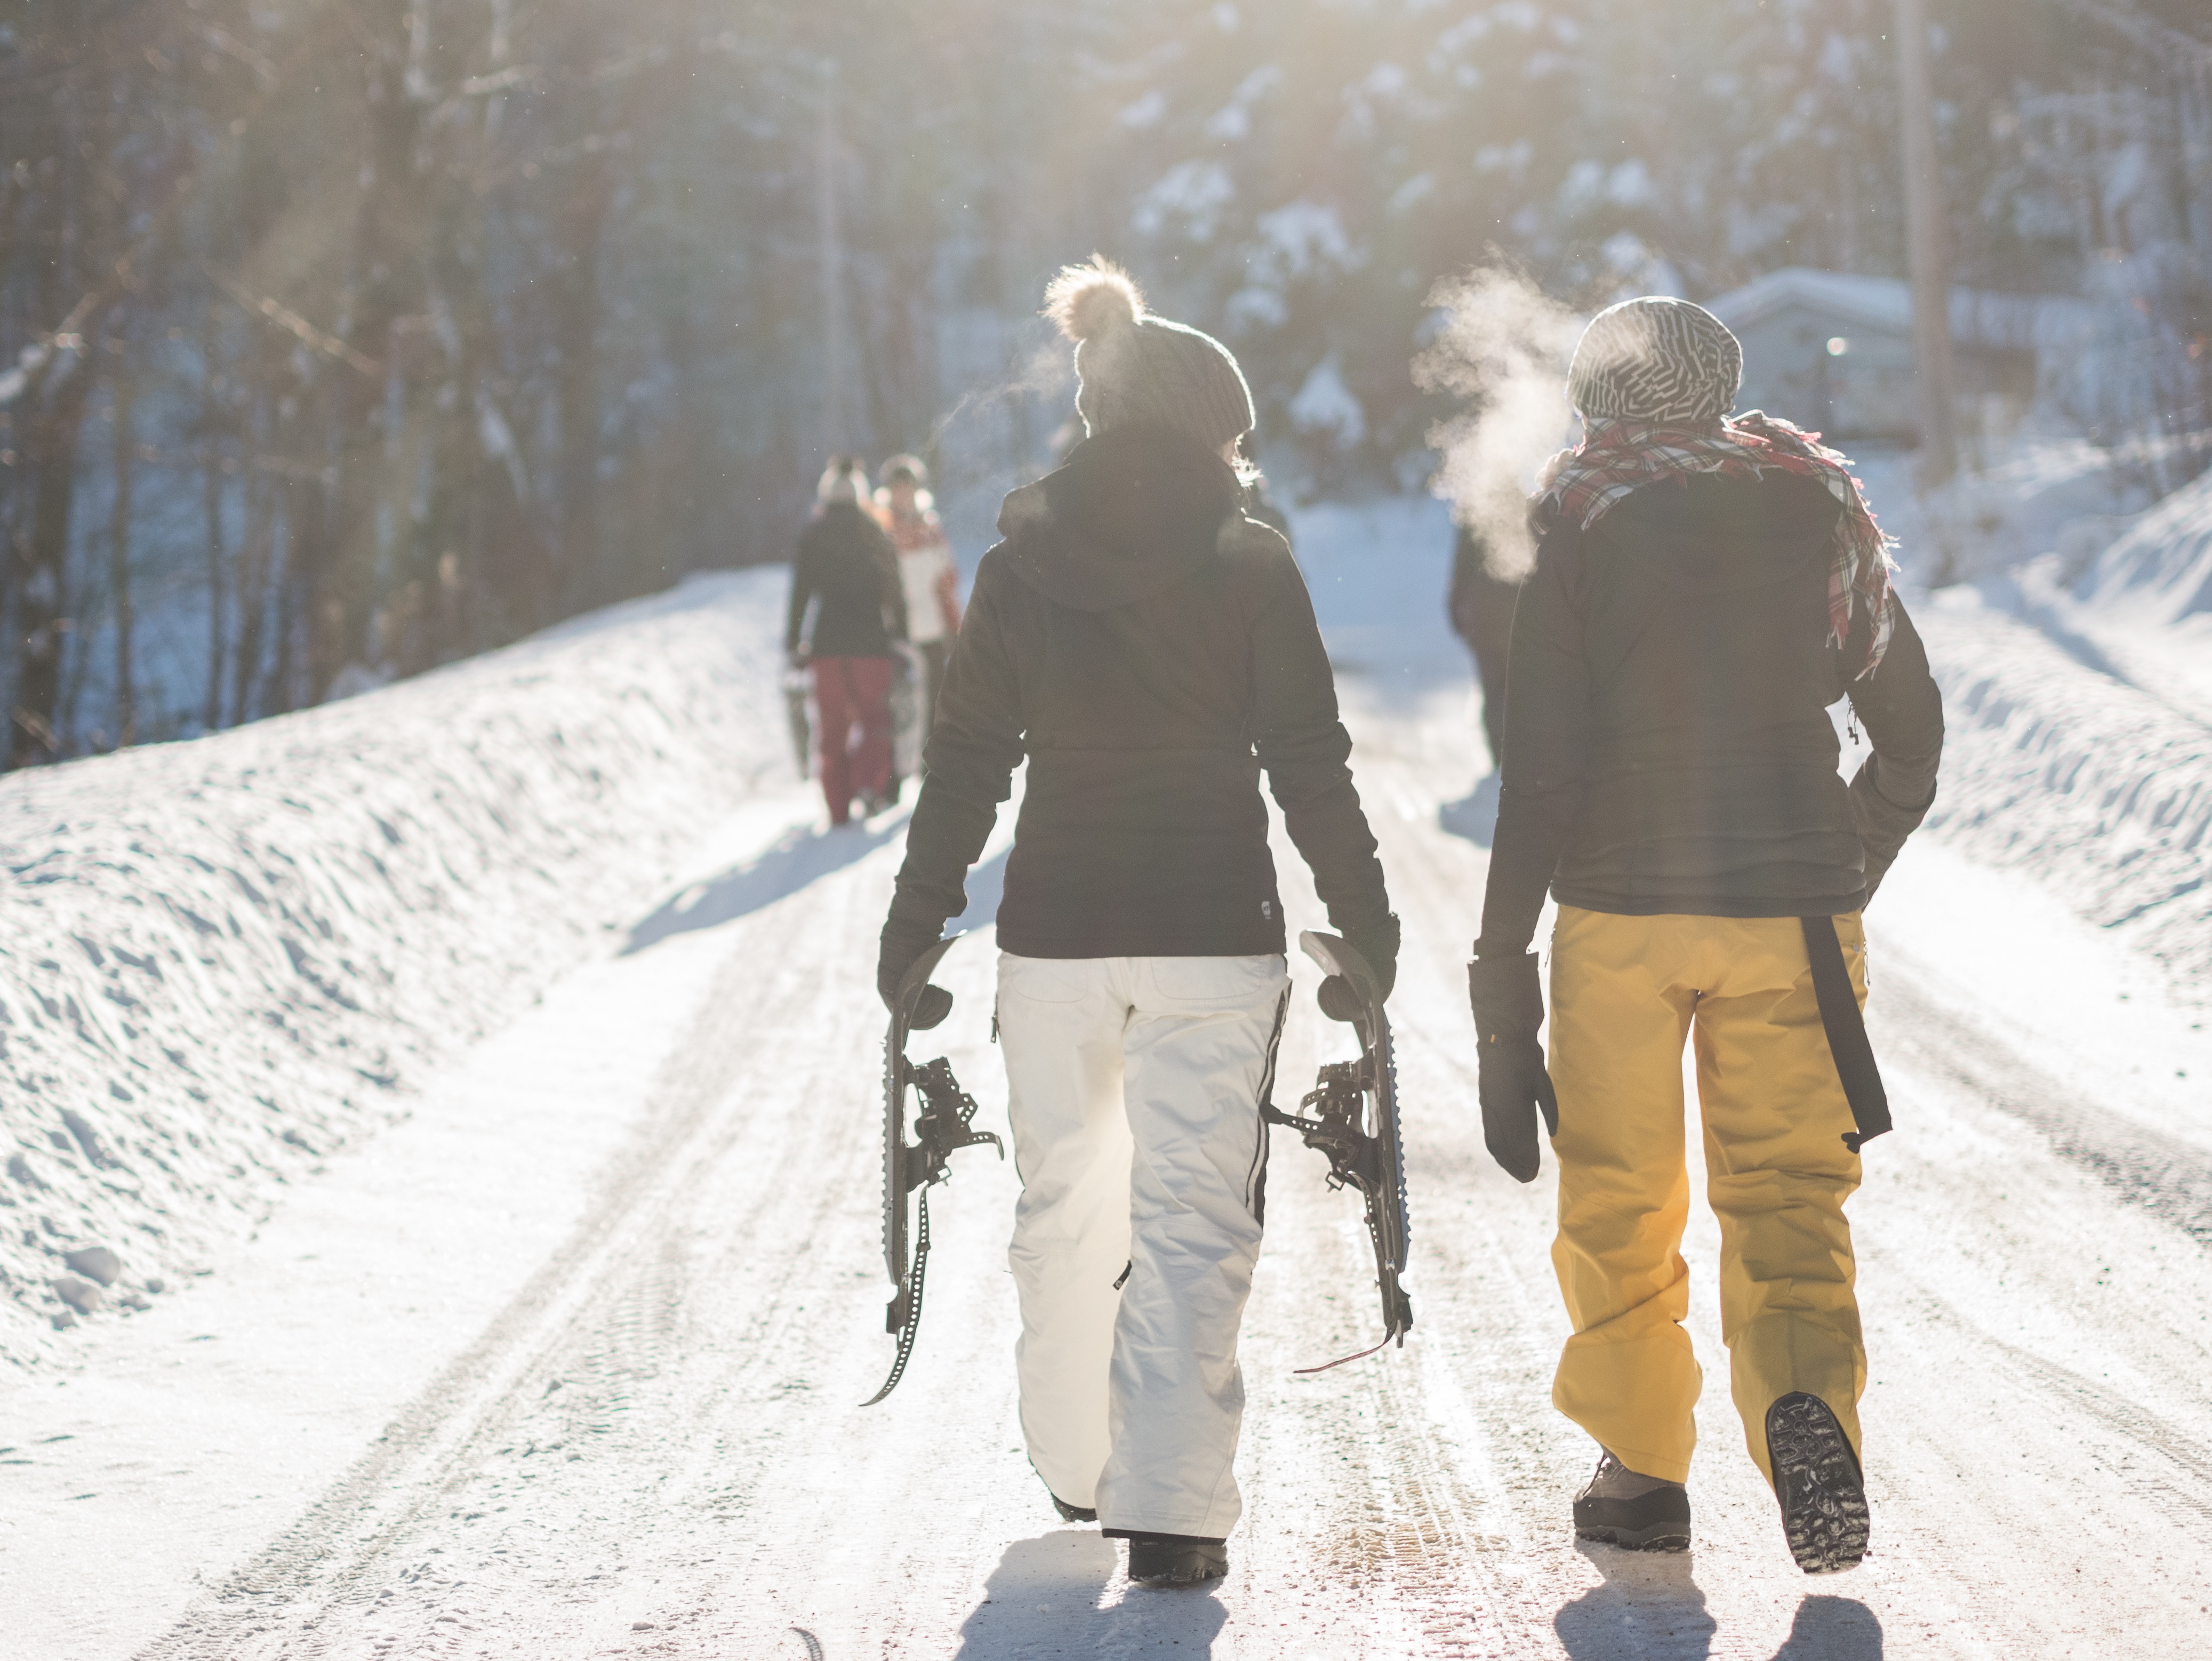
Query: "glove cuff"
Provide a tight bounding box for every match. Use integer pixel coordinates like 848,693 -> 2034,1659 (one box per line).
1466,950 -> 1544,1037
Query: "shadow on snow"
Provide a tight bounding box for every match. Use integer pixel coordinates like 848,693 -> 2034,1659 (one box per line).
622,819 -> 1010,957
1554,1540 -> 1882,1660
621,815 -> 907,954
952,1531 -> 1228,1659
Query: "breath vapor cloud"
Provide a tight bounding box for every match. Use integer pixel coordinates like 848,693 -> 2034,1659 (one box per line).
1414,267 -> 1585,583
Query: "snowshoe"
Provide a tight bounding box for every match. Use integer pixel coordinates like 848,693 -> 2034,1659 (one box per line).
863,934 -> 1000,1406
1112,1531 -> 1228,1587
1263,929 -> 1414,1371
782,664 -> 812,780
1573,1451 -> 1691,1552
1767,1392 -> 1869,1574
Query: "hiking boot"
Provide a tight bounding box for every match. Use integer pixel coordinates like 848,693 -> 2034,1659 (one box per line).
1766,1392 -> 1869,1574
1572,1451 -> 1691,1551
1109,1530 -> 1228,1587
1049,1493 -> 1097,1524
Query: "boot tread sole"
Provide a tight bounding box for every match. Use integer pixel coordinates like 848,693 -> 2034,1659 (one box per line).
1769,1393 -> 1870,1575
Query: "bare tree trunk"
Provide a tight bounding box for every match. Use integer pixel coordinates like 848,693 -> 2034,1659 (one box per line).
1895,0 -> 1959,492
8,358 -> 91,767
108,334 -> 136,748
231,470 -> 275,725
549,146 -> 611,616
202,310 -> 229,732
817,58 -> 847,459
314,0 -> 423,701
6,57 -> 102,769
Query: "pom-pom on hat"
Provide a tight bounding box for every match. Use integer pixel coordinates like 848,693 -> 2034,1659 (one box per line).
1567,296 -> 1743,426
816,453 -> 867,505
1043,255 -> 1256,450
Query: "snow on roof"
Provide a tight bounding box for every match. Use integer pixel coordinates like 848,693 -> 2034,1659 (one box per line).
1705,266 -> 2093,353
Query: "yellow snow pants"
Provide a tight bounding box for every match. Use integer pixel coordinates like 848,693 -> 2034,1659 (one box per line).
1546,906 -> 1869,1489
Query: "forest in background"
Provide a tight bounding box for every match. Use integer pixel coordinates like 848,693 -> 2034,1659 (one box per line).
2,0 -> 2207,766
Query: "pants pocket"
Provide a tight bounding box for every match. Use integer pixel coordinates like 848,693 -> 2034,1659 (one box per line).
998,953 -> 1095,1005
1148,953 -> 1287,1006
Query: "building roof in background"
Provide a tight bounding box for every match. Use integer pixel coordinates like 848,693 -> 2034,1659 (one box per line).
1705,267 -> 2094,353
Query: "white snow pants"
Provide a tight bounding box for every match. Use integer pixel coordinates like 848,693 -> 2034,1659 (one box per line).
996,951 -> 1289,1539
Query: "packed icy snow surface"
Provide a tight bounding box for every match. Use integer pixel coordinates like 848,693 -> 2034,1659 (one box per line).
0,573 -> 789,1368
6,490 -> 2212,1657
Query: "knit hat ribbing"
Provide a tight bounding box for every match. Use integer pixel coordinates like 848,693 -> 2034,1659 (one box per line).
1044,257 -> 1255,450
1567,296 -> 1743,425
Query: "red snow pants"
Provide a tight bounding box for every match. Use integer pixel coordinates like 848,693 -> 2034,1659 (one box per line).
812,655 -> 894,825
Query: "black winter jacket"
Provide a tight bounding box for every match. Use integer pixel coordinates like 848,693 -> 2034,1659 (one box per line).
786,502 -> 907,659
1477,470 -> 1944,957
887,424 -> 1391,959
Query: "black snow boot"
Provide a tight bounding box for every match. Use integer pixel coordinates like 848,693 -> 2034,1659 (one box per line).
1572,1451 -> 1691,1551
1108,1530 -> 1228,1587
1766,1392 -> 1869,1574
1050,1493 -> 1097,1524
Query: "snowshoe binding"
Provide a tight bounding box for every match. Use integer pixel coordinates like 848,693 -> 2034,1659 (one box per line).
1263,930 -> 1414,1372
1767,1392 -> 1870,1574
863,934 -> 1001,1406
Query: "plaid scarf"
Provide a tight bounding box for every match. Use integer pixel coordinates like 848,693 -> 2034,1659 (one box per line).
1533,412 -> 1896,676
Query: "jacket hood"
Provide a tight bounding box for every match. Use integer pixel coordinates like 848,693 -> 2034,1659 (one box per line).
997,424 -> 1241,612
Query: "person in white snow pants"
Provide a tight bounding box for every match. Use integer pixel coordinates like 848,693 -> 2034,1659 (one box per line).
998,952 -> 1287,1539
877,259 -> 1396,1589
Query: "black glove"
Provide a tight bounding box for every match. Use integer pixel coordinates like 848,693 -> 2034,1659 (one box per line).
1317,913 -> 1400,1023
878,918 -> 952,1030
1466,950 -> 1558,1183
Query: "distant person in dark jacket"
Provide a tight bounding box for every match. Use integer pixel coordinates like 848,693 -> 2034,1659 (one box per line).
786,456 -> 908,825
1466,298 -> 1942,1574
1447,523 -> 1522,773
877,259 -> 1394,1591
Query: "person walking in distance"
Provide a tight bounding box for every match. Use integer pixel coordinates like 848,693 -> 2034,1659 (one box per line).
877,258 -> 1396,1589
1447,522 -> 1522,775
787,455 -> 908,825
877,454 -> 964,740
1465,298 -> 1942,1572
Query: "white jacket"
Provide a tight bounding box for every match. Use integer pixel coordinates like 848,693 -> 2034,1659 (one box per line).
882,504 -> 961,644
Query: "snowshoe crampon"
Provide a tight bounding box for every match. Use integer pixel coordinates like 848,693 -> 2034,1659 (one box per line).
864,933 -> 1001,1405
1264,929 -> 1414,1373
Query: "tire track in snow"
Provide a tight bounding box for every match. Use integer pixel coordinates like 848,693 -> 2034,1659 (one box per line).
134,833 -> 917,1659
101,677 -> 2212,1658
1876,974 -> 2212,1245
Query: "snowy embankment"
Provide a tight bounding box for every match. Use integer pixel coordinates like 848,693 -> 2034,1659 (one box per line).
1900,467 -> 2212,1002
1913,592 -> 2211,998
0,572 -> 789,1368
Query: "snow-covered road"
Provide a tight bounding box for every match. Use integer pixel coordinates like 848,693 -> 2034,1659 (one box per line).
9,660 -> 2211,1659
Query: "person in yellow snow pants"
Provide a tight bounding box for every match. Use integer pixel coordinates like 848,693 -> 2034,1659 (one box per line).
1464,296 -> 1944,1574
1545,906 -> 1868,1490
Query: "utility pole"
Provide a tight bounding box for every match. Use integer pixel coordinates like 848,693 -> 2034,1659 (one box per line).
817,58 -> 847,461
1894,0 -> 1959,490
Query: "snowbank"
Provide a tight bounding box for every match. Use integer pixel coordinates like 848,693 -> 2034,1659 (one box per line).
2006,466 -> 2212,717
0,571 -> 791,1368
1905,586 -> 2210,1004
